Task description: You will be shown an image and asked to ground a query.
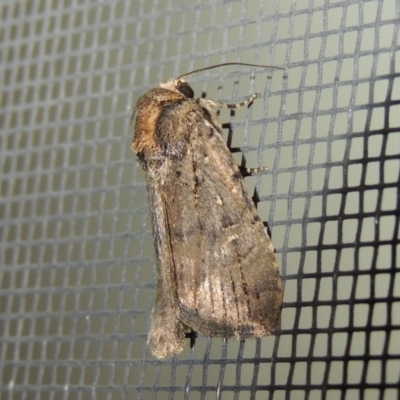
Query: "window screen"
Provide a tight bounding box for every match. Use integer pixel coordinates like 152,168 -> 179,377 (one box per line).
1,1 -> 399,399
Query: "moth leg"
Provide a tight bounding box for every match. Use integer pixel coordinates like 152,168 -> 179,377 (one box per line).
198,92 -> 260,111
220,92 -> 260,109
185,330 -> 198,349
239,165 -> 268,176
198,93 -> 260,134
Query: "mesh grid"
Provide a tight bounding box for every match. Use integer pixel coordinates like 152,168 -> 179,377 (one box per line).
1,0 -> 399,399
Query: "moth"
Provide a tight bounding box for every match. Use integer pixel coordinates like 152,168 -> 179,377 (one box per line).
132,63 -> 283,358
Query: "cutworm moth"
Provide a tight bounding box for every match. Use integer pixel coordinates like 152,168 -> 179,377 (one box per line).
132,63 -> 283,358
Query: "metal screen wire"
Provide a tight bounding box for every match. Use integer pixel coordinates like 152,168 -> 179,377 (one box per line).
1,1 -> 399,399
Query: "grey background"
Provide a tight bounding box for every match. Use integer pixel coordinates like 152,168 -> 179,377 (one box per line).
1,0 -> 399,399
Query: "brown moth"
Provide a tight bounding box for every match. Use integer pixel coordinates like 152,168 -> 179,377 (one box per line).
132,63 -> 283,358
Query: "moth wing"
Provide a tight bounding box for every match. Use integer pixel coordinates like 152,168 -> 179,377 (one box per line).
151,106 -> 283,340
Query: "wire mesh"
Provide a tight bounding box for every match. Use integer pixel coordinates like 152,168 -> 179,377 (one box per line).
0,0 -> 399,399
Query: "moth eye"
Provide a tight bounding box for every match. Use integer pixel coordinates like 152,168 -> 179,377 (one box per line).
177,81 -> 194,98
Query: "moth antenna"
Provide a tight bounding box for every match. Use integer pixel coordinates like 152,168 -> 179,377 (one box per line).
176,62 -> 284,80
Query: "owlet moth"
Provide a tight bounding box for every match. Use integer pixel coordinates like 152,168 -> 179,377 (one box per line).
132,63 -> 283,358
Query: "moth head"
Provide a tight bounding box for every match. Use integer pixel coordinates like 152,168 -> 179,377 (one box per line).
175,79 -> 195,98
159,79 -> 194,99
